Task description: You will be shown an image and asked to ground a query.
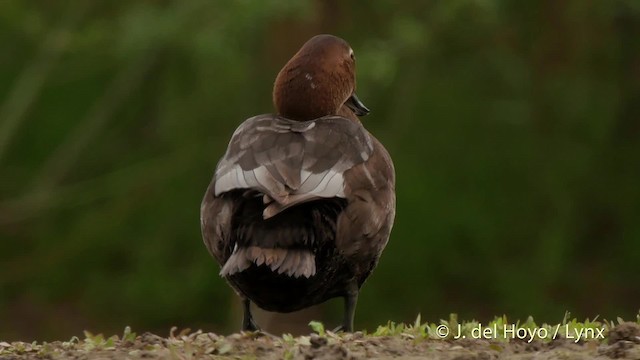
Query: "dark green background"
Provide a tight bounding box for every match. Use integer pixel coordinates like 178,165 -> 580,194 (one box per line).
1,0 -> 639,341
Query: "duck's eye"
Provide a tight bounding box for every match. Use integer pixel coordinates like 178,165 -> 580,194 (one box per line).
349,49 -> 355,61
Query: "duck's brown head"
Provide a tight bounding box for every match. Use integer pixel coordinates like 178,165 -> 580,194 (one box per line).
273,34 -> 369,121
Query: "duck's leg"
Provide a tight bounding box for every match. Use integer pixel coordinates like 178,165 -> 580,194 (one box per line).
241,298 -> 260,331
333,283 -> 359,332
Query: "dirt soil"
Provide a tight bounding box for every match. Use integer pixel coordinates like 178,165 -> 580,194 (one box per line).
1,322 -> 639,360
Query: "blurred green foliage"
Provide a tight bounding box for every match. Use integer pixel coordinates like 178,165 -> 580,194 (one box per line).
1,0 -> 639,341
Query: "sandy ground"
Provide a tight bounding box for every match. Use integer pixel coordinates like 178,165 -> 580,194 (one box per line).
1,322 -> 639,359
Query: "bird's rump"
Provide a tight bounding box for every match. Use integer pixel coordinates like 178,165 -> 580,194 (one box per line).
218,192 -> 347,278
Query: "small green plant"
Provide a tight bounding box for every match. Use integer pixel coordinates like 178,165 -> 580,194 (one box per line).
373,320 -> 406,336
82,331 -> 116,351
122,326 -> 137,343
282,333 -> 295,345
308,321 -> 326,336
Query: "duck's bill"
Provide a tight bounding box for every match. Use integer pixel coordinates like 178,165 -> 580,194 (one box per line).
345,93 -> 370,116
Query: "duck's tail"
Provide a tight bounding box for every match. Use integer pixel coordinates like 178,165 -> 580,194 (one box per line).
218,190 -> 346,279
220,246 -> 316,278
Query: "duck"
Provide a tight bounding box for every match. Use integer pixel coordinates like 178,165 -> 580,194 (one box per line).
200,34 -> 396,332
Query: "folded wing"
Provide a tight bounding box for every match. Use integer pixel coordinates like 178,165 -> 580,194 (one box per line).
213,114 -> 374,218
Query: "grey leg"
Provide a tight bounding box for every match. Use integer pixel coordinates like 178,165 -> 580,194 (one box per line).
241,298 -> 259,331
333,284 -> 359,332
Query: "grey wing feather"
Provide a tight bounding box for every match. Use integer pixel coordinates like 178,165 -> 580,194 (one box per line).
213,114 -> 373,216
